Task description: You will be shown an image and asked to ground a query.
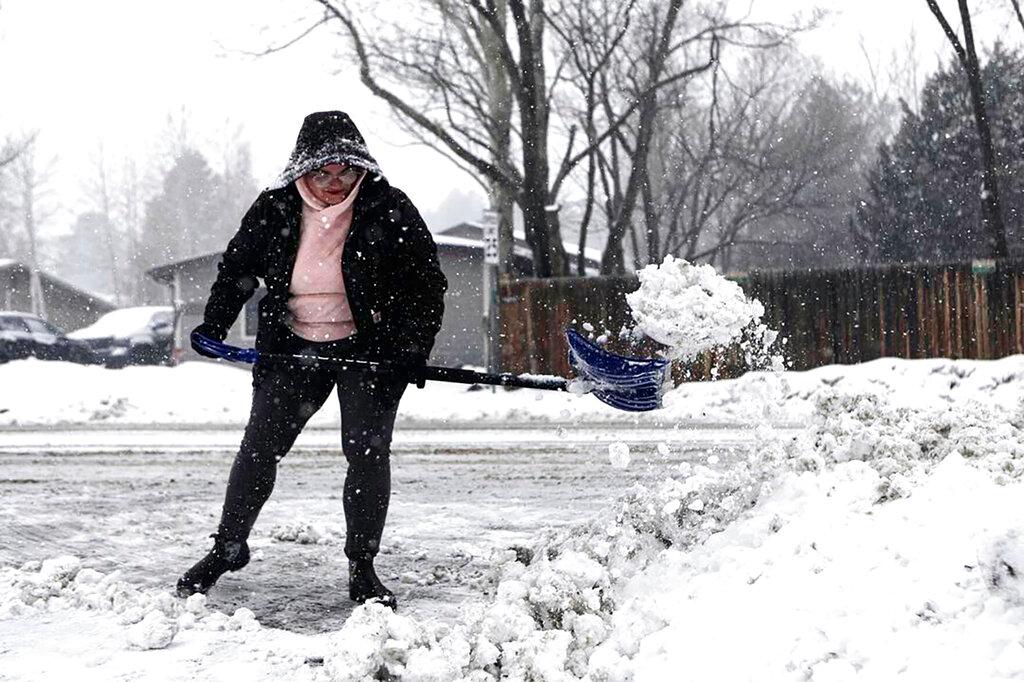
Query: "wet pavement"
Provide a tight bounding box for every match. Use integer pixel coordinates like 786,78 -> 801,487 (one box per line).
0,425 -> 760,633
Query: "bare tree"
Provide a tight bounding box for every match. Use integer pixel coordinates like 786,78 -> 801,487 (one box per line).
1010,0 -> 1024,32
0,134 -> 39,258
116,157 -> 147,304
12,140 -> 55,317
924,0 -> 1009,257
551,2 -> 808,272
268,0 -> 800,276
634,52 -> 875,270
299,0 -> 569,274
597,0 -> 703,274
543,0 -> 637,274
0,132 -> 36,171
84,143 -> 125,304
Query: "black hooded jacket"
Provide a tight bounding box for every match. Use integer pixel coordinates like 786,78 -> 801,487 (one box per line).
200,111 -> 447,363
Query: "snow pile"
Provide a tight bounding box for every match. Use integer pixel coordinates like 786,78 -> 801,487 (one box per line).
126,610 -> 178,650
307,386 -> 1024,679
625,255 -> 774,363
0,556 -> 260,651
578,394 -> 1024,680
608,452 -> 1024,680
607,442 -> 631,469
790,390 -> 1024,494
662,353 -> 1024,425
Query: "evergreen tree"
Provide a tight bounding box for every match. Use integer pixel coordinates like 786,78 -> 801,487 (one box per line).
140,147 -> 228,268
855,45 -> 1024,263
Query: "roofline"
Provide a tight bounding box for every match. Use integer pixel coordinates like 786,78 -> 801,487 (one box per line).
439,222 -> 603,266
146,251 -> 223,282
0,260 -> 117,310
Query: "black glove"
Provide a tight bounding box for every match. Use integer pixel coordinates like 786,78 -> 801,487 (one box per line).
190,323 -> 226,359
392,353 -> 428,389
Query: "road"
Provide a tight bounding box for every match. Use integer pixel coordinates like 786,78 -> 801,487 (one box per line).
0,424 -> 759,633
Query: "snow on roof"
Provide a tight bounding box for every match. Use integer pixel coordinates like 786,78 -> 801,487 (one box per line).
0,259 -> 116,308
146,252 -> 223,282
68,306 -> 173,339
433,234 -> 534,261
439,222 -> 604,264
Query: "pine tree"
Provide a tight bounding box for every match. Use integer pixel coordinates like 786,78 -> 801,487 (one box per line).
856,45 -> 1024,263
140,147 -> 225,267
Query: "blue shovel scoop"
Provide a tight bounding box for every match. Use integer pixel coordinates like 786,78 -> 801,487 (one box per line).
191,329 -> 670,412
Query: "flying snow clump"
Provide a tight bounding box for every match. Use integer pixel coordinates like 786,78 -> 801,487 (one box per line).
626,254 -> 766,361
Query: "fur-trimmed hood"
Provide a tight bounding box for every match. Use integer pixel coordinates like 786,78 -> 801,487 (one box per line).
267,111 -> 383,191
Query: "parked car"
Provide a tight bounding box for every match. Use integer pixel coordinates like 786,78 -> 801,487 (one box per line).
0,311 -> 101,365
68,306 -> 175,368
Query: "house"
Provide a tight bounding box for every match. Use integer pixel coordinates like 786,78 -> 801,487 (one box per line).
0,259 -> 116,332
145,224 -> 600,367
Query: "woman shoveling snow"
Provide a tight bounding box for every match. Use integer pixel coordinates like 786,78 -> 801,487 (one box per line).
176,111 -> 448,610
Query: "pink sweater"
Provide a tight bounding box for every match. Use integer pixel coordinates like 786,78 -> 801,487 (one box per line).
287,172 -> 366,342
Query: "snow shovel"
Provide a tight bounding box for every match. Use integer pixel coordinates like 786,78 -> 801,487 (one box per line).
191,330 -> 670,412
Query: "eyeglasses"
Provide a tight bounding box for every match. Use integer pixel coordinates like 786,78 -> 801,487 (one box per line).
309,166 -> 362,187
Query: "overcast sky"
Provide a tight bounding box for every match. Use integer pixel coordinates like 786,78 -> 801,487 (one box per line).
0,0 -> 1020,238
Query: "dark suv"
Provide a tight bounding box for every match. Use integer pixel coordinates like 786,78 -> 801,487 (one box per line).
68,306 -> 174,368
0,312 -> 100,364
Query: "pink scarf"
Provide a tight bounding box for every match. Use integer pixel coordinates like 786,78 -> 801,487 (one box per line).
287,171 -> 367,342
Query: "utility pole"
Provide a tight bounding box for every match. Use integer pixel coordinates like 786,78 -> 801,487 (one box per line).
481,208 -> 500,381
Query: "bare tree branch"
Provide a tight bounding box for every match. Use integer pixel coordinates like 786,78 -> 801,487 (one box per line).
236,16 -> 331,57
1010,0 -> 1024,34
313,0 -> 518,189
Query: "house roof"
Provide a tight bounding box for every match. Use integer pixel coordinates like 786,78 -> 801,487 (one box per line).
433,233 -> 534,262
0,259 -> 117,310
438,222 -> 603,267
146,252 -> 222,283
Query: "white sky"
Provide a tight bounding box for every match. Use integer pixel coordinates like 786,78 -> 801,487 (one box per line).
0,0 -> 1020,238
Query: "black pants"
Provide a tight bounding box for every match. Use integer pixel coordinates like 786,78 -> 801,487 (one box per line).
216,332 -> 407,560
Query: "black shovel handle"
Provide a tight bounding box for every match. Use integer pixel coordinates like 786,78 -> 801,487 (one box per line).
192,333 -> 570,392
258,351 -> 568,391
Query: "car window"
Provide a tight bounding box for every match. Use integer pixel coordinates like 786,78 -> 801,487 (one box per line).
24,318 -> 57,336
41,320 -> 63,334
0,316 -> 30,333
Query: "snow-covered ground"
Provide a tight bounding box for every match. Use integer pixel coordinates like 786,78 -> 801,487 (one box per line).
3,352 -> 1024,428
2,355 -> 1024,680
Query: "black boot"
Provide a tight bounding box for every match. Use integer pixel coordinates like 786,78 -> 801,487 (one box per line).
348,558 -> 397,610
176,534 -> 250,598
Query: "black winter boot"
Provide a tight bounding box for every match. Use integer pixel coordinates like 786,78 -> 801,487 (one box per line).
348,558 -> 397,610
176,534 -> 250,598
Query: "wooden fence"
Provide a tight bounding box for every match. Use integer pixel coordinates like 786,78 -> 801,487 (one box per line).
498,258 -> 1024,377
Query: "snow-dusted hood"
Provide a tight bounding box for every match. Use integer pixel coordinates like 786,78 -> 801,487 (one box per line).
267,111 -> 383,191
